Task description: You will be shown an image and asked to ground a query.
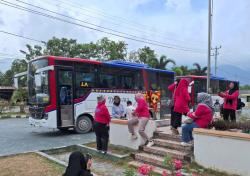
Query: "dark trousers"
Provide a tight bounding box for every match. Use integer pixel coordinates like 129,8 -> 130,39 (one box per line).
223,109 -> 236,122
94,122 -> 109,152
170,107 -> 182,129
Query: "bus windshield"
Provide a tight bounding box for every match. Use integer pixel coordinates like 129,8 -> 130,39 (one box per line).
28,59 -> 50,105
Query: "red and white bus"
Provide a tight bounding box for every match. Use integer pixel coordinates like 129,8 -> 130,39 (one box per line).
177,75 -> 238,107
27,56 -> 174,133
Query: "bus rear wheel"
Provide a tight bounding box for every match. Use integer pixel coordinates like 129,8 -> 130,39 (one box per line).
75,115 -> 93,134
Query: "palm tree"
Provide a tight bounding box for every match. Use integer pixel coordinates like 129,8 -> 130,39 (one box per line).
151,55 -> 175,70
191,63 -> 207,75
179,65 -> 191,75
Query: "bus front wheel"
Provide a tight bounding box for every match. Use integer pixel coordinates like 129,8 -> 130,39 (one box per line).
75,115 -> 93,134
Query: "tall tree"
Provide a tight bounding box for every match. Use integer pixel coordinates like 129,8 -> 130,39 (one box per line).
44,37 -> 78,57
127,51 -> 140,63
152,55 -> 175,70
191,63 -> 207,75
137,46 -> 157,66
178,65 -> 191,75
96,37 -> 127,61
20,44 -> 43,61
0,70 -> 14,86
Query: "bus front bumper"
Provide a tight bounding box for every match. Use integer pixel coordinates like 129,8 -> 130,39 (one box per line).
29,117 -> 47,127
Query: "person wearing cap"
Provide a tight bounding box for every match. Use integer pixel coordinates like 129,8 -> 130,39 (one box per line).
94,95 -> 111,154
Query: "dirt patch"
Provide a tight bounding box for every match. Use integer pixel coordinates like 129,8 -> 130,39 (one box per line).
0,153 -> 64,176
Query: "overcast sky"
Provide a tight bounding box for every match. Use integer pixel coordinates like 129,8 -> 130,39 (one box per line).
0,0 -> 250,73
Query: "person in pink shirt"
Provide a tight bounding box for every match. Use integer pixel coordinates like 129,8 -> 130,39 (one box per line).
181,92 -> 213,146
168,78 -> 190,135
94,95 -> 111,154
218,82 -> 239,122
131,93 -> 154,147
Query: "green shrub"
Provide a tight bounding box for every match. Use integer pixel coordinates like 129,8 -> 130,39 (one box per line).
11,88 -> 27,105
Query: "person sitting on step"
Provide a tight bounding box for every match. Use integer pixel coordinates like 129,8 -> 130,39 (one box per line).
181,92 -> 213,146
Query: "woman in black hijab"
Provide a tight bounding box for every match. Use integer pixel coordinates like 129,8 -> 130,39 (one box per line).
219,82 -> 239,122
63,151 -> 93,176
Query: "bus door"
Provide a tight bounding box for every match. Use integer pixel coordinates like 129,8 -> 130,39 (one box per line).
56,67 -> 74,127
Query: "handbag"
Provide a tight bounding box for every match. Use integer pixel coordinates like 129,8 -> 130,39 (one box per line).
183,113 -> 194,124
183,117 -> 193,124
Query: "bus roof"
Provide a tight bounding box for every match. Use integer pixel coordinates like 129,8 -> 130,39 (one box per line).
104,60 -> 175,74
31,56 -> 175,74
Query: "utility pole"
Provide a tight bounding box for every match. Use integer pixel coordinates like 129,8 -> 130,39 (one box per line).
207,0 -> 212,93
211,46 -> 222,76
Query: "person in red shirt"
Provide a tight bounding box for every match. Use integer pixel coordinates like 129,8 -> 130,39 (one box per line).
94,95 -> 111,154
218,82 -> 239,122
131,93 -> 154,147
168,78 -> 190,135
181,92 -> 213,146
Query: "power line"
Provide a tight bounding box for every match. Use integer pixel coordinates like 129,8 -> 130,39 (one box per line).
0,0 -> 205,53
0,30 -> 46,44
14,0 -> 204,52
51,0 -> 207,46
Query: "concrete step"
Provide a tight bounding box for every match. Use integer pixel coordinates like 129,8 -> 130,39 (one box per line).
153,138 -> 193,152
128,160 -> 171,175
154,131 -> 181,142
143,146 -> 192,162
155,119 -> 170,127
134,152 -> 166,168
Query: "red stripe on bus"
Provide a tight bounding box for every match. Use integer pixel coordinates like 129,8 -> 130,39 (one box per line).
54,56 -> 101,65
45,56 -> 57,113
142,69 -> 149,90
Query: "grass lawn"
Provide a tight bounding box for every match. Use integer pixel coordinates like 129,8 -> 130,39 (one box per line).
0,153 -> 65,176
84,142 -> 135,155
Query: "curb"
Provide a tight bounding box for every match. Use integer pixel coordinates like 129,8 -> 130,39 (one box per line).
35,151 -> 67,167
77,144 -> 130,160
0,115 -> 28,119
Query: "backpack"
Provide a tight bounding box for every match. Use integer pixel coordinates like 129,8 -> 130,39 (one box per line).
237,98 -> 245,110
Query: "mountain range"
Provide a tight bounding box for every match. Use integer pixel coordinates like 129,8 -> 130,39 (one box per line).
213,65 -> 250,85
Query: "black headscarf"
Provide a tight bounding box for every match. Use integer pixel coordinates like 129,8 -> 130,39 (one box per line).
63,151 -> 87,176
227,82 -> 239,105
113,96 -> 121,106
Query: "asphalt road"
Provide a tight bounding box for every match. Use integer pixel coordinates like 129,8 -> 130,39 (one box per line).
0,118 -> 95,156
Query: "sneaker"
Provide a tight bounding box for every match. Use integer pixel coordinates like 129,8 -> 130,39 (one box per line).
181,142 -> 192,147
146,140 -> 154,147
101,151 -> 107,154
131,134 -> 138,140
